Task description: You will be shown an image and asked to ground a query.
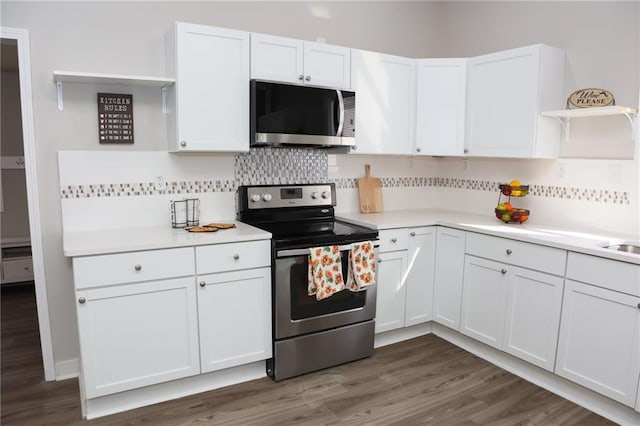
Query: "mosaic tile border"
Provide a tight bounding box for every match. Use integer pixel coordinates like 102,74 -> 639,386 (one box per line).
61,180 -> 236,199
331,177 -> 630,205
61,176 -> 630,205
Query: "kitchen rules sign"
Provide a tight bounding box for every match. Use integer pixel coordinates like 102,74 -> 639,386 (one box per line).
98,93 -> 134,143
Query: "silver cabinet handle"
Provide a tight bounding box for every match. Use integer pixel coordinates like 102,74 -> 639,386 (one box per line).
416,147 -> 421,153
410,232 -> 416,237
233,254 -> 240,260
199,281 -> 206,288
506,249 -> 512,255
180,141 -> 187,147
298,74 -> 304,80
501,269 -> 507,275
391,238 -> 397,243
305,75 -> 311,81
134,264 -> 142,271
78,297 -> 86,304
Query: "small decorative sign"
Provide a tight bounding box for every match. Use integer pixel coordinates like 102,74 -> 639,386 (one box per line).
97,93 -> 134,143
567,88 -> 615,109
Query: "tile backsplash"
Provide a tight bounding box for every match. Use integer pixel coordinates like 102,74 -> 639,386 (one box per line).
235,147 -> 327,185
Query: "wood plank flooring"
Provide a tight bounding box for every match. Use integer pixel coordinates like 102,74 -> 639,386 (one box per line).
1,284 -> 614,425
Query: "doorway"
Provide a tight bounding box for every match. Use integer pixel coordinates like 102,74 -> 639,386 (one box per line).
0,28 -> 54,381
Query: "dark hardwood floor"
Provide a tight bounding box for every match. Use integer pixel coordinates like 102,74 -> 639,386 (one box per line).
1,284 -> 613,425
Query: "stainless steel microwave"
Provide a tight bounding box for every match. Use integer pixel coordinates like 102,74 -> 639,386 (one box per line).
250,80 -> 355,148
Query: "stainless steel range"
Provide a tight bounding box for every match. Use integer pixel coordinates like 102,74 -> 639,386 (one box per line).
238,183 -> 379,381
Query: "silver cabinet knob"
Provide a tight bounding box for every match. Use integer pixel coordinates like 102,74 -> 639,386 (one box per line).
378,258 -> 383,263
78,297 -> 86,304
501,269 -> 507,275
180,141 -> 187,147
506,249 -> 513,255
391,238 -> 397,243
305,75 -> 311,81
298,74 -> 304,80
199,281 -> 206,288
351,146 -> 357,151
233,254 -> 240,260
637,302 -> 640,309
134,264 -> 142,271
410,232 -> 416,237
416,147 -> 421,153
464,148 -> 469,154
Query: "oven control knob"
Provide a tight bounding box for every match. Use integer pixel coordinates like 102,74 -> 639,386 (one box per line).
321,191 -> 330,199
262,193 -> 272,202
250,193 -> 261,203
311,192 -> 319,200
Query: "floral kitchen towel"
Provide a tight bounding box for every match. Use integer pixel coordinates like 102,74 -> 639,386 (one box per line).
308,245 -> 346,301
347,241 -> 376,292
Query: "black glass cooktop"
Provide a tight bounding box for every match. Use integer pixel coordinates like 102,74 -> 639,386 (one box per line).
249,219 -> 378,249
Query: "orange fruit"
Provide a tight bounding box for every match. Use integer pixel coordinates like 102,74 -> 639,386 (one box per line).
509,179 -> 521,187
504,202 -> 514,212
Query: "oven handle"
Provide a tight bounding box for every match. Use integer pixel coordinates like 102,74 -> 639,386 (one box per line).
276,240 -> 380,258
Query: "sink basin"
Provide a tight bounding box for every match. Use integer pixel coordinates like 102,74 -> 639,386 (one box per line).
604,243 -> 640,255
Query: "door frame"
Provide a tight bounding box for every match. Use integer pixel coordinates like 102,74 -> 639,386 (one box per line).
1,27 -> 55,381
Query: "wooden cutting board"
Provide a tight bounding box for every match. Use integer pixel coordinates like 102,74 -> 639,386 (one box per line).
358,164 -> 383,213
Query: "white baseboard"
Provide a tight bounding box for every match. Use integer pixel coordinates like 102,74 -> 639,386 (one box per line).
55,358 -> 80,380
374,322 -> 432,348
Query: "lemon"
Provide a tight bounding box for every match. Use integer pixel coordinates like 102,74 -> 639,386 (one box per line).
509,179 -> 521,188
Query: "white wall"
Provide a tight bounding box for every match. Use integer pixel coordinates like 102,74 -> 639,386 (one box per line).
0,1 -> 638,374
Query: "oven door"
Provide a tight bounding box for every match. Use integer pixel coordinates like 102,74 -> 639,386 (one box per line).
274,242 -> 378,340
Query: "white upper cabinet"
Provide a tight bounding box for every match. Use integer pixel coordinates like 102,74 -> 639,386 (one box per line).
251,33 -> 351,89
351,49 -> 416,155
168,22 -> 250,152
415,59 -> 467,156
465,44 -> 565,158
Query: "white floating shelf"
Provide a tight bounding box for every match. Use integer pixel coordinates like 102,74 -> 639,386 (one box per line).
542,105 -> 638,141
52,71 -> 175,111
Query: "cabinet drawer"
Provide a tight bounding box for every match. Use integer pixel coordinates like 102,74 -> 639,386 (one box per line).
2,257 -> 34,282
196,239 -> 271,274
567,252 -> 640,297
378,229 -> 409,253
466,232 -> 566,275
73,247 -> 194,289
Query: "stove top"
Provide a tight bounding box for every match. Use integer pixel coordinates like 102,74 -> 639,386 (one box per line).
237,183 -> 378,249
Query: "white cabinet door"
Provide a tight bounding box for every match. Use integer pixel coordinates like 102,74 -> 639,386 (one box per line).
404,227 -> 436,326
351,50 -> 416,155
433,227 -> 466,330
171,22 -> 250,152
76,278 -> 200,398
250,33 -> 303,84
303,41 -> 351,89
465,44 -> 564,158
197,267 -> 272,373
375,250 -> 408,333
503,266 -> 564,372
555,279 -> 640,407
415,59 -> 467,156
460,256 -> 508,349
251,34 -> 350,89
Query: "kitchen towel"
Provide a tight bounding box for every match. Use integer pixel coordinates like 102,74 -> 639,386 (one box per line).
308,245 -> 346,301
347,241 -> 376,292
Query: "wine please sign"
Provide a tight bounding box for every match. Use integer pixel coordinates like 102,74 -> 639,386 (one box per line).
567,88 -> 615,109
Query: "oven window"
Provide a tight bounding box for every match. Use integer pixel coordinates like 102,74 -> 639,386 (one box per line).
290,254 -> 367,321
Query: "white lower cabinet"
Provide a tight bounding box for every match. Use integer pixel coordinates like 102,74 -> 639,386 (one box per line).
376,249 -> 408,333
432,227 -> 466,330
197,267 -> 272,373
461,256 -> 509,349
555,279 -> 640,407
461,252 -> 564,371
404,227 -> 436,326
76,277 -> 200,398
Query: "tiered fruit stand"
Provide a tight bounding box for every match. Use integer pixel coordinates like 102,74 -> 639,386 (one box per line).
495,183 -> 530,223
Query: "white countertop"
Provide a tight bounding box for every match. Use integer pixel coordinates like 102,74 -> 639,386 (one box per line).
338,209 -> 640,265
63,221 -> 271,257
